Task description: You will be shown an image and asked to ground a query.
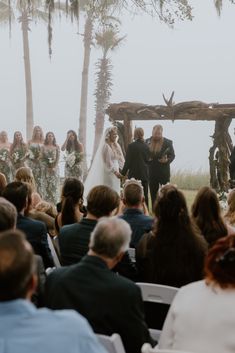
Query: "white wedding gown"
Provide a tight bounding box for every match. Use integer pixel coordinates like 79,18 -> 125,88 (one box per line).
84,131 -> 124,200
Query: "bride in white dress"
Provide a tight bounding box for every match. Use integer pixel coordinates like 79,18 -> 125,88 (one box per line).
84,126 -> 125,198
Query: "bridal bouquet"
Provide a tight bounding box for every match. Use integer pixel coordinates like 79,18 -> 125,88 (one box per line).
65,151 -> 83,168
0,149 -> 8,162
29,146 -> 40,160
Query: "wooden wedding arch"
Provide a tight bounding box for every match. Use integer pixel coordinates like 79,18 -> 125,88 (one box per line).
106,93 -> 235,192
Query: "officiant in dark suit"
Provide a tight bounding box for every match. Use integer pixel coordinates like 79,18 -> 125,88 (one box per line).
121,127 -> 150,205
146,125 -> 175,207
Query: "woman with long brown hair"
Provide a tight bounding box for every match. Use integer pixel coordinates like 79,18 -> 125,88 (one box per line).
137,184 -> 207,287
191,186 -> 234,248
61,130 -> 83,180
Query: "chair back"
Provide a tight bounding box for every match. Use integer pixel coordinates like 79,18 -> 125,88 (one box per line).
127,247 -> 136,263
47,234 -> 61,268
142,343 -> 194,353
137,283 -> 178,305
97,333 -> 126,353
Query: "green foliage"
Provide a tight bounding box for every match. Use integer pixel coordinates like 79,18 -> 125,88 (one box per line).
171,169 -> 210,190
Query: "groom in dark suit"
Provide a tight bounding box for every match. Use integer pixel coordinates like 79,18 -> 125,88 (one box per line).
121,127 -> 150,205
45,217 -> 154,353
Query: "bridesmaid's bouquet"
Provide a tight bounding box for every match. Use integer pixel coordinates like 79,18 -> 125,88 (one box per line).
65,151 -> 83,168
29,146 -> 40,160
0,149 -> 8,162
44,150 -> 55,166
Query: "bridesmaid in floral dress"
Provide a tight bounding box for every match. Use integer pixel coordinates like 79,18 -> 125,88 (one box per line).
10,131 -> 28,177
27,126 -> 44,197
41,131 -> 60,205
0,131 -> 12,183
61,130 -> 84,180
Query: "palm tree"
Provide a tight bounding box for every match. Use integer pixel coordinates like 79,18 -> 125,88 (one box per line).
92,25 -> 125,158
0,0 -> 48,140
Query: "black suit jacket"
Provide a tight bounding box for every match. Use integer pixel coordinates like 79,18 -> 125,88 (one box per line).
45,255 -> 153,353
59,218 -> 138,281
122,139 -> 150,181
17,214 -> 54,269
146,137 -> 175,182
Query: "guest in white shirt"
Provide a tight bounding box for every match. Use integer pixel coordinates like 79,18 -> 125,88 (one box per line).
159,233 -> 235,353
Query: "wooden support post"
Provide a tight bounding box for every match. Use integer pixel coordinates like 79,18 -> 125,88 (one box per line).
123,114 -> 133,151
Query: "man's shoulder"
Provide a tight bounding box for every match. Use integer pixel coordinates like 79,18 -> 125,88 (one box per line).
60,222 -> 81,236
17,215 -> 46,230
164,137 -> 173,145
36,307 -> 92,335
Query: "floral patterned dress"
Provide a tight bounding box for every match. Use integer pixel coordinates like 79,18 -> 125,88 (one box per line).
27,142 -> 43,197
0,146 -> 12,183
64,149 -> 83,180
41,145 -> 60,205
11,145 -> 28,177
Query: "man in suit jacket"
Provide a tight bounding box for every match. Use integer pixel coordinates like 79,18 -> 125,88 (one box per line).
121,127 -> 150,205
45,217 -> 154,353
2,182 -> 54,269
119,179 -> 153,248
146,125 -> 175,207
59,185 -> 137,280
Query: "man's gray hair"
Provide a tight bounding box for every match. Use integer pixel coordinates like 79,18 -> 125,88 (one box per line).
0,197 -> 17,231
89,217 -> 131,258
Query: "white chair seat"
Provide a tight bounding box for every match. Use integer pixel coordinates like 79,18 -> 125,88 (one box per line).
97,333 -> 126,353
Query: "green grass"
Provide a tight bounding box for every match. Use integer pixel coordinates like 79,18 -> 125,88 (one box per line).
171,169 -> 210,190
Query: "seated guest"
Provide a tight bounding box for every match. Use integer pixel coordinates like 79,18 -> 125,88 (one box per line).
224,188 -> 235,227
46,217 -> 154,353
0,196 -> 46,306
159,234 -> 235,353
137,184 -> 207,287
2,182 -> 54,268
15,166 -> 42,207
119,179 -> 153,248
59,185 -> 137,279
0,172 -> 7,195
29,200 -> 56,236
55,177 -> 84,233
192,186 -> 234,248
0,230 -> 107,353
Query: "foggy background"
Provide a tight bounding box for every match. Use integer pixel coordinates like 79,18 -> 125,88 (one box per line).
1,0 -> 235,175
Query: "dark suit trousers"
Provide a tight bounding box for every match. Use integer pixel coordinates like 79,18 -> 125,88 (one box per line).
141,180 -> 149,208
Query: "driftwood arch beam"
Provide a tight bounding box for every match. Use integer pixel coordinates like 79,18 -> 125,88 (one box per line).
106,93 -> 235,192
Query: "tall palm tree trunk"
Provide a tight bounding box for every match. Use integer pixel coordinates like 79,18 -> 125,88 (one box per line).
92,109 -> 105,159
79,14 -> 93,168
21,11 -> 34,141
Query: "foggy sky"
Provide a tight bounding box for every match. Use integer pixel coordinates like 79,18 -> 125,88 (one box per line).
0,0 -> 235,174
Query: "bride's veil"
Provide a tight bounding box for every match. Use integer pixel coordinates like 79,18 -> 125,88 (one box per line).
83,130 -> 107,200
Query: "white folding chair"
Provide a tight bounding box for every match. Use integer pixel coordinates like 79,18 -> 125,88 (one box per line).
47,234 -> 61,268
97,333 -> 126,353
137,283 -> 178,341
127,247 -> 136,263
142,343 -> 193,353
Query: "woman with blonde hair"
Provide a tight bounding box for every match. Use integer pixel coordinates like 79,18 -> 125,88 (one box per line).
0,131 -> 12,183
15,167 -> 41,207
41,132 -> 60,205
27,126 -> 44,196
0,172 -> 7,195
84,126 -> 124,198
10,131 -> 28,177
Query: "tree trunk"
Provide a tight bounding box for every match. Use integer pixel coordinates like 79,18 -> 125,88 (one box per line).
92,110 -> 105,160
21,11 -> 34,141
79,14 -> 93,168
